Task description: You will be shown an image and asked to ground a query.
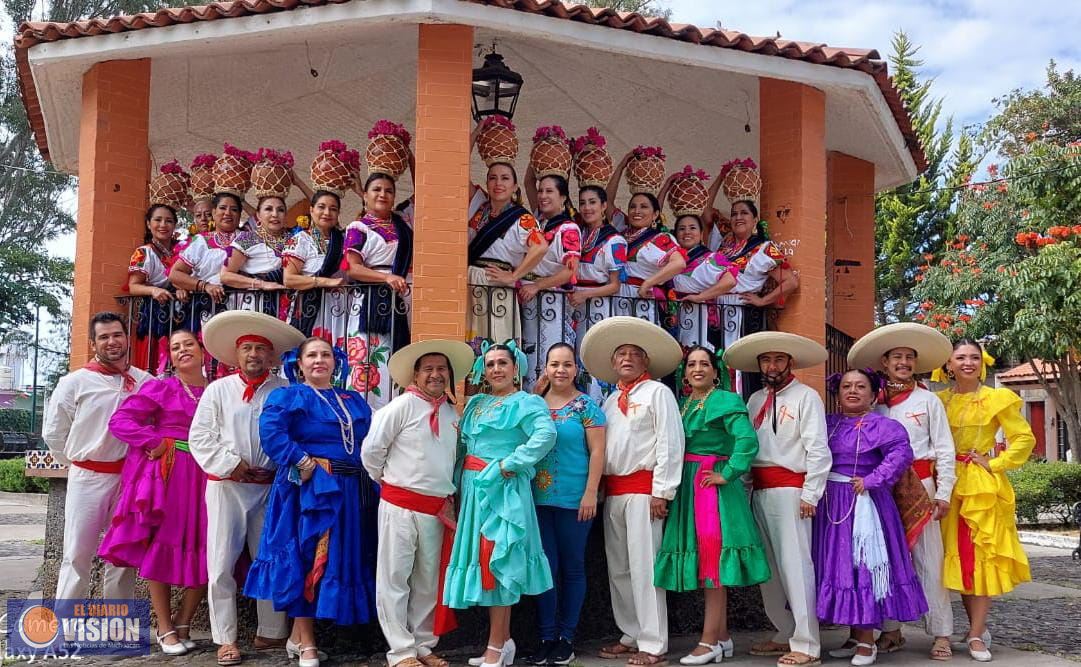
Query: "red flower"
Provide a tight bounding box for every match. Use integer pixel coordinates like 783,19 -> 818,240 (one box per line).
346,336 -> 369,365
632,145 -> 666,160
190,153 -> 217,169
159,159 -> 188,176
369,119 -> 411,145
481,115 -> 515,132
255,147 -> 295,168
350,363 -> 380,393
571,127 -> 606,154
959,314 -> 972,323
533,125 -> 567,142
718,157 -> 757,180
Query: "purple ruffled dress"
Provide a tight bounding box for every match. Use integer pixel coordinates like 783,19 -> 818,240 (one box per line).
99,376 -> 208,587
813,412 -> 928,628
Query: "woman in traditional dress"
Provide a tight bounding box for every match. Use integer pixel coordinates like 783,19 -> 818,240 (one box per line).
169,192 -> 243,330
127,204 -> 185,371
220,195 -> 292,318
519,168 -> 581,385
446,342 -> 556,667
100,329 -> 209,656
521,343 -> 605,666
654,345 -> 770,665
935,339 -> 1033,662
283,190 -> 347,337
605,151 -> 686,324
343,173 -> 413,409
669,215 -> 738,351
245,336 -> 378,667
815,369 -> 927,667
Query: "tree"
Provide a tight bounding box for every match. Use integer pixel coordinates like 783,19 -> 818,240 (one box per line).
914,65 -> 1081,460
581,0 -> 672,20
873,32 -> 976,324
983,61 -> 1081,158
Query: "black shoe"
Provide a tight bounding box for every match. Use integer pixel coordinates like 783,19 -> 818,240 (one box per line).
524,640 -> 558,665
546,639 -> 575,666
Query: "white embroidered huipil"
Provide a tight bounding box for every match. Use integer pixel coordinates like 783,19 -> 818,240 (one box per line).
362,392 -> 458,665
178,233 -> 229,285
601,379 -> 685,656
878,386 -> 956,637
747,378 -> 829,659
618,229 -> 680,326
128,244 -> 172,287
44,367 -> 150,602
521,217 -> 581,385
670,250 -> 738,351
188,373 -> 289,646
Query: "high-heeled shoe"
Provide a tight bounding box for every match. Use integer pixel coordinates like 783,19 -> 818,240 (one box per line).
155,630 -> 189,656
470,639 -> 516,667
173,624 -> 197,651
966,636 -> 992,662
850,643 -> 877,666
679,642 -> 724,665
287,638 -> 328,661
296,645 -> 322,667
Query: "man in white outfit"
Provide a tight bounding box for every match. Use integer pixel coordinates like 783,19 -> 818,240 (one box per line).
847,323 -> 956,660
724,332 -> 830,667
188,311 -> 303,666
580,317 -> 684,665
44,312 -> 150,602
361,339 -> 475,667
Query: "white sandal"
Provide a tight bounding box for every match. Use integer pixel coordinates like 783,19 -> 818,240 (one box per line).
155,629 -> 189,656
850,643 -> 877,666
173,623 -> 197,651
966,636 -> 992,662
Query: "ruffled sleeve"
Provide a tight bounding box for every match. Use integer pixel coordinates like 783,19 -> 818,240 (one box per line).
558,223 -> 582,271
177,234 -> 205,269
517,213 -> 545,248
581,395 -> 606,429
862,415 -> 914,490
987,388 -> 1035,474
283,231 -> 315,264
501,394 -> 557,476
128,246 -> 157,276
230,230 -> 260,257
648,233 -> 683,265
605,236 -> 627,274
258,386 -> 309,467
705,391 -> 757,481
344,222 -> 370,259
108,378 -> 171,450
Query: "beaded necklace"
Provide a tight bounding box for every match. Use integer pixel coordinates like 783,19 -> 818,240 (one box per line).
308,384 -> 355,455
824,412 -> 869,525
680,388 -> 715,419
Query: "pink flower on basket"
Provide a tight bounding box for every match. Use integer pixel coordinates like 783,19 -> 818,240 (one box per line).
319,140 -> 361,171
319,139 -> 347,154
481,115 -> 515,132
159,160 -> 188,177
633,145 -> 666,161
346,336 -> 369,365
368,120 -> 411,145
571,127 -> 606,154
674,164 -> 710,182
223,143 -> 257,163
255,148 -> 295,169
533,125 -> 567,142
190,153 -> 217,169
718,157 -> 758,181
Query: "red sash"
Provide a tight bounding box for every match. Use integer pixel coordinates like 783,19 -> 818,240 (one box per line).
603,470 -> 654,496
461,455 -> 497,591
71,459 -> 124,474
381,483 -> 459,635
955,454 -> 976,591
751,466 -> 805,490
912,458 -> 935,480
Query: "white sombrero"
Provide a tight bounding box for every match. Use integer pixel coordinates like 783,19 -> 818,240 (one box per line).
847,322 -> 952,375
388,339 -> 476,389
202,311 -> 306,368
723,331 -> 827,372
580,316 -> 682,384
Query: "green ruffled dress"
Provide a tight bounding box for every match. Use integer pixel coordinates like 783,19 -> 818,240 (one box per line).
654,389 -> 771,591
443,391 -> 557,608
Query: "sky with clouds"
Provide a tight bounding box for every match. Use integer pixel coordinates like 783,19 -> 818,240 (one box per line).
665,0 -> 1080,134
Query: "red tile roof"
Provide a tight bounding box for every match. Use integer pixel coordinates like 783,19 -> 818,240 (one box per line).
997,359 -> 1060,384
15,0 -> 926,171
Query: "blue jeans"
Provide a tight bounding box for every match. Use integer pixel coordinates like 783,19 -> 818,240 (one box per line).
535,505 -> 592,642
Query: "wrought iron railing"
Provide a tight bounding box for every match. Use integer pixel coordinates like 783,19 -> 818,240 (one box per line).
825,323 -> 855,413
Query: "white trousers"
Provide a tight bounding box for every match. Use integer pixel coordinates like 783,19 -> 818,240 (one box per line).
205,480 -> 288,645
882,476 -> 953,637
56,466 -> 135,601
603,494 -> 668,655
752,487 -> 820,658
376,502 -> 446,665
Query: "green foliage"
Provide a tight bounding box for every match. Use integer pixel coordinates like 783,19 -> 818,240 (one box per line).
0,457 -> 49,494
874,32 -> 976,323
984,62 -> 1081,158
0,409 -> 32,433
580,0 -> 672,20
1007,461 -> 1081,526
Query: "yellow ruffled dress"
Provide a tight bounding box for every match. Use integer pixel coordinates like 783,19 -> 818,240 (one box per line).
936,386 -> 1034,596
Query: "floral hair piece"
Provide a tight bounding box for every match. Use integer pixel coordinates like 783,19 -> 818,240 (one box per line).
633,145 -> 666,160
533,125 -> 567,142
481,115 -> 515,131
469,339 -> 528,384
190,153 -> 217,169
718,157 -> 757,181
369,120 -> 411,146
673,164 -> 710,182
570,127 -> 606,154
826,368 -> 883,395
159,160 -> 188,177
282,342 -> 350,388
255,148 -> 295,168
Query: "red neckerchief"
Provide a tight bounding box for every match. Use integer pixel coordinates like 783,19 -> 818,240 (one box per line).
239,371 -> 270,403
406,385 -> 449,437
753,374 -> 795,432
878,379 -> 927,407
85,358 -> 136,393
617,372 -> 652,416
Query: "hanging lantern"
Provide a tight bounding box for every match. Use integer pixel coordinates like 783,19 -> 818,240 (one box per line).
471,51 -> 524,122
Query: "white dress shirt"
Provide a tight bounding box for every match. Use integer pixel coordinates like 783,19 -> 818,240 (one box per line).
747,379 -> 831,506
361,392 -> 458,497
602,379 -> 685,500
876,386 -> 957,502
43,367 -> 151,466
188,373 -> 288,478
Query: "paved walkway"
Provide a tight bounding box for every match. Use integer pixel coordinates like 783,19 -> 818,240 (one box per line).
0,492 -> 1078,665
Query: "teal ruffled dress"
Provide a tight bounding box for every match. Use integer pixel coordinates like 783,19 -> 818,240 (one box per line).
443,391 -> 557,608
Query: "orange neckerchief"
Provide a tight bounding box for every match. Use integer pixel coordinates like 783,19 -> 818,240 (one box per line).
753,374 -> 795,432
239,371 -> 270,403
617,372 -> 652,415
879,379 -> 927,408
406,385 -> 449,437
85,358 -> 137,392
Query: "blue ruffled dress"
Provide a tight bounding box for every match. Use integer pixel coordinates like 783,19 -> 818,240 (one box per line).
244,384 -> 377,624
443,391 -> 557,608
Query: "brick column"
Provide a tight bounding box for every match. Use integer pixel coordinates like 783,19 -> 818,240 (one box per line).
759,78 -> 827,392
826,152 -> 876,339
411,24 -> 474,341
71,59 -> 151,368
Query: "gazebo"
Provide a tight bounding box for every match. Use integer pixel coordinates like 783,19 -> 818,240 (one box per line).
15,0 -> 924,393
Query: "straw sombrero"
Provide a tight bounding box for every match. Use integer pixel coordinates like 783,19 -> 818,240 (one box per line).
580,316 -> 682,384
388,339 -> 476,389
723,331 -> 827,372
847,323 -> 952,375
203,311 -> 305,368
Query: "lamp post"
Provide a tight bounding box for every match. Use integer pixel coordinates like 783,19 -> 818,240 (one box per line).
471,50 -> 524,122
